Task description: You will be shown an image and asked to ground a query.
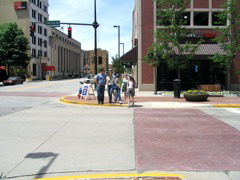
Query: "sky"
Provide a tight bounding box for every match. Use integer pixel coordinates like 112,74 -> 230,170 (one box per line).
49,0 -> 135,63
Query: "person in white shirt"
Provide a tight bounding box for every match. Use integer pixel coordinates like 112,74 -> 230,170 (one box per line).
127,76 -> 136,107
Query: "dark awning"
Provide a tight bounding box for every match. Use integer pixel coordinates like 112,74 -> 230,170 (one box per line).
120,46 -> 138,65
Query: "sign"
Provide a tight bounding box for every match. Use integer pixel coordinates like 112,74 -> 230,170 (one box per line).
187,33 -> 216,38
14,2 -> 27,10
45,20 -> 60,27
42,66 -> 55,71
81,84 -> 96,100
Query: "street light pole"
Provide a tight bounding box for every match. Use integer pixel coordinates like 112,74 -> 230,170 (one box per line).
113,25 -> 120,73
93,0 -> 99,75
120,42 -> 124,56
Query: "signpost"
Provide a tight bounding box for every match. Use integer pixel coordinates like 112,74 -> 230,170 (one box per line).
45,21 -> 61,27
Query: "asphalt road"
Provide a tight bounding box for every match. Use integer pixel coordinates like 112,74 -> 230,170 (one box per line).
0,79 -> 240,180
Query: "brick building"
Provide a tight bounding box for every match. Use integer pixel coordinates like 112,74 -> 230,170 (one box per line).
130,0 -> 240,91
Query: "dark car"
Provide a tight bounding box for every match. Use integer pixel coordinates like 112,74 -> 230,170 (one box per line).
3,76 -> 24,85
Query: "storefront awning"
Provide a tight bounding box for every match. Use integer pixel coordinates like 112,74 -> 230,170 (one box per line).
170,44 -> 227,60
43,66 -> 55,71
120,46 -> 138,65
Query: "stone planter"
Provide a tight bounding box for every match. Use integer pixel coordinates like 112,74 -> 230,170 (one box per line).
184,94 -> 209,101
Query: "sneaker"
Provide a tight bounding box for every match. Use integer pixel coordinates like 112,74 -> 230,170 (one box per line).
119,101 -> 122,104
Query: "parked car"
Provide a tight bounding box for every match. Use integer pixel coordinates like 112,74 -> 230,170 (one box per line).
79,75 -> 94,84
3,76 -> 24,85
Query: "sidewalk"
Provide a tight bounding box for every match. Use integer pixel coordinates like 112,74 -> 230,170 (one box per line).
60,90 -> 240,108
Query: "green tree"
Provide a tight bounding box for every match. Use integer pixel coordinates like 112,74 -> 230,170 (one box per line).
210,0 -> 240,90
145,0 -> 202,79
111,55 -> 124,74
0,23 -> 30,76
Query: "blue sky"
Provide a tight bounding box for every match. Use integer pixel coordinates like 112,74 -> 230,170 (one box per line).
49,0 -> 135,63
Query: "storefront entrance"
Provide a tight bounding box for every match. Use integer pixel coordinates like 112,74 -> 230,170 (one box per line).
157,59 -> 225,91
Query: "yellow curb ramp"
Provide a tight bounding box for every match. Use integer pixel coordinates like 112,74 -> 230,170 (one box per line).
35,172 -> 185,180
213,104 -> 240,108
60,96 -> 128,107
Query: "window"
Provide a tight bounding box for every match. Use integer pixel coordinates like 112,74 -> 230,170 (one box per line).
44,51 -> 47,57
44,5 -> 48,12
38,50 -> 42,56
32,9 -> 36,19
39,1 -> 42,9
32,36 -> 36,45
44,40 -> 47,48
37,0 -> 40,7
32,48 -> 36,57
44,17 -> 47,23
194,12 -> 209,26
44,28 -> 47,36
98,56 -> 102,65
182,12 -> 191,26
212,12 -> 227,26
32,63 -> 37,76
38,38 -> 42,46
38,25 -> 42,34
38,13 -> 42,22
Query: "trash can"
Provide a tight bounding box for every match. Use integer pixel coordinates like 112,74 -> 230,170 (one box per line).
173,79 -> 181,98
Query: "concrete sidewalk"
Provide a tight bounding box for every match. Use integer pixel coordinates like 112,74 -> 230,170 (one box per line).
60,90 -> 240,108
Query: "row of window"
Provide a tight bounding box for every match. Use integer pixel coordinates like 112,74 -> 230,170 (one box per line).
32,36 -> 47,48
31,48 -> 47,58
158,12 -> 226,26
52,32 -> 80,48
30,0 -> 48,13
32,9 -> 48,23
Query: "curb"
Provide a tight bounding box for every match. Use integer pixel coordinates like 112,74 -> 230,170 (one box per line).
213,104 -> 240,108
59,97 -> 128,107
36,172 -> 185,180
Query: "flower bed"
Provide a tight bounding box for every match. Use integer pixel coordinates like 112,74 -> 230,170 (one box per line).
184,90 -> 209,101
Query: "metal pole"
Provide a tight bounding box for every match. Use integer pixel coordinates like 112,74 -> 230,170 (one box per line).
94,0 -> 98,75
118,26 -> 120,73
120,43 -> 124,56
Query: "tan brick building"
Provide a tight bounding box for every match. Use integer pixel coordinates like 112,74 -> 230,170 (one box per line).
84,49 -> 109,75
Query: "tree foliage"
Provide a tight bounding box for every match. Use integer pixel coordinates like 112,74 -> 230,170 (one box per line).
111,55 -> 124,74
145,0 -> 202,79
210,0 -> 240,73
0,23 -> 30,69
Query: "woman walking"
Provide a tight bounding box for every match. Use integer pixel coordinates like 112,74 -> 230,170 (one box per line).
114,74 -> 123,104
122,74 -> 128,102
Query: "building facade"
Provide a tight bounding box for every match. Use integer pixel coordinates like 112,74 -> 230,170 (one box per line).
48,27 -> 83,79
83,49 -> 109,75
0,0 -> 50,80
132,0 -> 240,91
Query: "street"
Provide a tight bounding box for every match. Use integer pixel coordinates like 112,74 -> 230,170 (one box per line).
0,79 -> 240,180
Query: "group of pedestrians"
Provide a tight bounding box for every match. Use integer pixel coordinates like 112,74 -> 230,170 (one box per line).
95,68 -> 135,106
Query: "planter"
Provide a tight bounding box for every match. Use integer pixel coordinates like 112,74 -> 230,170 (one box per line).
26,78 -> 32,82
184,94 -> 209,101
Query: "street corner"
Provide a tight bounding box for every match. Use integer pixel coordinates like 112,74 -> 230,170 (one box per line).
35,172 -> 185,180
59,96 -> 128,107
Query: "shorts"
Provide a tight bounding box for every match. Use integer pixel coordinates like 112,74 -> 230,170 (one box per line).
127,88 -> 135,97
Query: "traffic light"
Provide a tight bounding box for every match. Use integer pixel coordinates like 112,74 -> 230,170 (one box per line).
30,23 -> 35,37
68,27 -> 72,38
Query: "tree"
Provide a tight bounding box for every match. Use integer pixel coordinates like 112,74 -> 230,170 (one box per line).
210,0 -> 240,90
145,0 -> 202,79
0,23 -> 30,76
111,55 -> 124,74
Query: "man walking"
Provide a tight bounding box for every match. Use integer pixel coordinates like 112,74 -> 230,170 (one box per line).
95,68 -> 106,104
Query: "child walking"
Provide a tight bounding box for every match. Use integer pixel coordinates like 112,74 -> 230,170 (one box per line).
127,76 -> 136,107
